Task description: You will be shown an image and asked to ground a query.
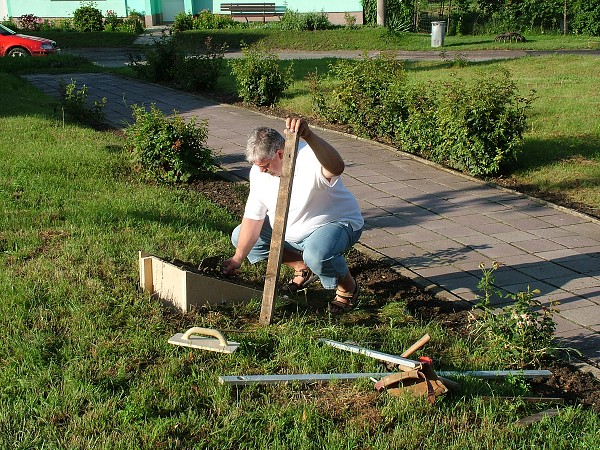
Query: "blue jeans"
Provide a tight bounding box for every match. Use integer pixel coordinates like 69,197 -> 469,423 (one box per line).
231,221 -> 363,290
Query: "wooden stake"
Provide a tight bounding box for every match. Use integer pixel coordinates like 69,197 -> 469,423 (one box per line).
259,130 -> 300,325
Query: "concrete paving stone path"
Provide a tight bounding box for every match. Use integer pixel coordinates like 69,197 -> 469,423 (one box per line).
23,72 -> 600,370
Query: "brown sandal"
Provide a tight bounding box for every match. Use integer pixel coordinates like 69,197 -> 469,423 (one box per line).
281,268 -> 318,293
328,281 -> 359,314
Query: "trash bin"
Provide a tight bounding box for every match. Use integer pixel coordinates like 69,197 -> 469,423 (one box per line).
431,21 -> 446,48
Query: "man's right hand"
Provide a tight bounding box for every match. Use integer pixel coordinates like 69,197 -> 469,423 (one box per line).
222,257 -> 242,275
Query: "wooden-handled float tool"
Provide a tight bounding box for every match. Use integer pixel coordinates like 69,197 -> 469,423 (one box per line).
168,327 -> 239,353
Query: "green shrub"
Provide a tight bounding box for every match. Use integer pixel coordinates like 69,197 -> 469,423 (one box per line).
117,14 -> 145,34
58,18 -> 75,31
174,37 -> 227,91
129,33 -> 182,82
344,12 -> 357,29
229,45 -> 293,106
125,104 -> 214,183
17,14 -> 41,31
172,11 -> 193,32
469,262 -> 564,368
103,10 -> 122,31
192,10 -> 237,29
58,78 -> 106,128
312,55 -> 532,177
73,2 -> 104,32
311,53 -> 408,140
401,70 -> 533,176
571,0 -> 600,35
103,9 -> 143,33
303,11 -> 331,31
362,0 -> 413,31
279,9 -> 331,31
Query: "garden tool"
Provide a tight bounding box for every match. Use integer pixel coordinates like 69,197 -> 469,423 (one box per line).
168,327 -> 239,353
374,358 -> 449,404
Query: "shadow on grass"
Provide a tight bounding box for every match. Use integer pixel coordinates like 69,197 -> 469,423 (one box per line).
515,135 -> 600,171
174,30 -> 269,52
442,40 -> 495,48
0,53 -> 99,75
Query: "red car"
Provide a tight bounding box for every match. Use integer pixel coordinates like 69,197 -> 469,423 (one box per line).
0,23 -> 59,57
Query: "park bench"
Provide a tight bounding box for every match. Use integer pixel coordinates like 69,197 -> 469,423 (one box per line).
220,3 -> 281,22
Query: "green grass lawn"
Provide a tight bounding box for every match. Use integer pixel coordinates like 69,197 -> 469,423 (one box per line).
171,27 -> 600,52
2,71 -> 600,448
22,24 -> 600,52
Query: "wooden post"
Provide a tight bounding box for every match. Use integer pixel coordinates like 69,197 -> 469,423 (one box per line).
259,130 -> 300,325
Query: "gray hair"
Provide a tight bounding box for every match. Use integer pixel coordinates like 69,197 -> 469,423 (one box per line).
245,127 -> 285,163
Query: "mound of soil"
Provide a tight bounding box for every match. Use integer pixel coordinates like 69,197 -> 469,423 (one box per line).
189,177 -> 600,413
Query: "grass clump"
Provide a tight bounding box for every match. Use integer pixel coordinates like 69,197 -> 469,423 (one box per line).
129,34 -> 227,92
469,263 -> 566,368
1,40 -> 600,449
58,78 -> 107,128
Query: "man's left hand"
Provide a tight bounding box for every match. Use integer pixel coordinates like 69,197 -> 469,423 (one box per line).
286,117 -> 312,140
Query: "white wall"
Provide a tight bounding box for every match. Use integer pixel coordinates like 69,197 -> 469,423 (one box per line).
0,0 -> 8,21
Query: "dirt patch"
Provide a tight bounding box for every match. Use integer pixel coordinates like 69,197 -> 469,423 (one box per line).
188,176 -> 600,414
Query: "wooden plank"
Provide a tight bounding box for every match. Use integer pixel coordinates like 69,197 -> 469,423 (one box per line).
259,130 -> 300,325
231,6 -> 276,12
318,339 -> 422,368
221,3 -> 276,14
139,250 -> 153,292
401,333 -> 430,357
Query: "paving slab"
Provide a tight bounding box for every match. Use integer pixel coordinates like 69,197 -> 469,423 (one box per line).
23,73 -> 600,369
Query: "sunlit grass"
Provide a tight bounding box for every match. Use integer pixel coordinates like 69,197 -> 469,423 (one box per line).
172,27 -> 600,52
1,38 -> 599,448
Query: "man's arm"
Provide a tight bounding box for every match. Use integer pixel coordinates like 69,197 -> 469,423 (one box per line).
222,216 -> 265,275
286,117 -> 345,180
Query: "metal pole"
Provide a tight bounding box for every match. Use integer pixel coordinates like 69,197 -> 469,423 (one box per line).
377,0 -> 385,26
219,370 -> 553,386
564,0 -> 568,35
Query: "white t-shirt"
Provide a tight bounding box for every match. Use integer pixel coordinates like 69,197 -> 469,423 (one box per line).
243,142 -> 364,242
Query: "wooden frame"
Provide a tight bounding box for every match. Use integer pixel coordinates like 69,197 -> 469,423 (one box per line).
138,251 -> 262,312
